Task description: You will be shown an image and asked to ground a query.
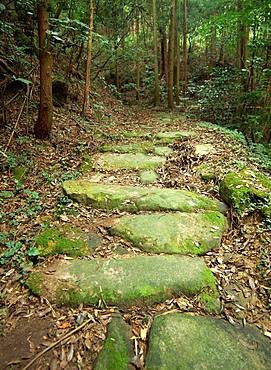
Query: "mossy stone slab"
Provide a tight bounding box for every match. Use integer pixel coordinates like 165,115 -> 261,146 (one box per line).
195,144 -> 215,156
122,131 -> 152,139
139,170 -> 159,184
153,147 -> 173,156
96,153 -> 166,170
94,315 -> 133,370
36,227 -> 102,257
26,255 -> 218,308
146,313 -> 271,370
111,211 -> 226,255
220,169 -> 271,217
155,131 -> 195,140
100,143 -> 154,154
63,182 -> 228,214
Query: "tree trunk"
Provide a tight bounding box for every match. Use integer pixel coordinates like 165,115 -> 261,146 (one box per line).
34,0 -> 53,140
82,0 -> 94,116
168,0 -> 175,110
160,29 -> 168,80
237,0 -> 248,69
182,0 -> 188,95
175,0 -> 180,105
152,0 -> 160,106
136,18 -> 140,100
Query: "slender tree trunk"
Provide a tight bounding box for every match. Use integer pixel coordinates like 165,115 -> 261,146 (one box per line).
237,0 -> 248,69
152,0 -> 159,106
136,18 -> 140,100
160,29 -> 168,80
168,0 -> 175,110
34,0 -> 53,140
209,26 -> 216,67
182,0 -> 188,95
82,0 -> 94,116
175,0 -> 180,105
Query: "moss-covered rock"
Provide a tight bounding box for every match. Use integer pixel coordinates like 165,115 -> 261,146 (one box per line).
153,146 -> 173,156
36,226 -> 102,257
146,313 -> 271,370
122,131 -> 152,139
26,255 -> 218,309
138,170 -> 159,184
194,144 -> 215,156
111,211 -> 226,255
80,153 -> 93,173
100,143 -> 154,154
195,164 -> 216,181
96,153 -> 166,170
219,169 -> 271,217
155,131 -> 196,140
94,315 -> 133,370
63,182 -> 228,214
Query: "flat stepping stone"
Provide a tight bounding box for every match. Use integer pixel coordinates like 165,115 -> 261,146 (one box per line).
63,182 -> 227,213
100,143 -> 154,154
195,144 -> 215,156
36,226 -> 102,257
155,131 -> 195,140
26,255 -> 218,309
146,313 -> 271,370
139,170 -> 159,184
111,211 -> 226,255
153,146 -> 173,156
94,315 -> 133,370
96,153 -> 166,170
122,131 -> 152,139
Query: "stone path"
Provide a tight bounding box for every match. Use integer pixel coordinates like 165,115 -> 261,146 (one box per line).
27,118 -> 270,368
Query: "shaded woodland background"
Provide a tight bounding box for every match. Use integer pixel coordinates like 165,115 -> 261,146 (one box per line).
0,0 -> 270,143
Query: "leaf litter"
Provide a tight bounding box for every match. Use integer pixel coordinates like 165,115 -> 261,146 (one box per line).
0,89 -> 270,369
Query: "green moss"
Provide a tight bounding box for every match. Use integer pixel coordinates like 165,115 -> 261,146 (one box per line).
26,272 -> 45,296
36,226 -> 90,257
94,316 -> 133,370
220,169 -> 271,217
80,153 -> 93,173
199,291 -> 220,313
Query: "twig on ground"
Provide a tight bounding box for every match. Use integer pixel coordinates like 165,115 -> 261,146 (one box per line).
22,315 -> 96,370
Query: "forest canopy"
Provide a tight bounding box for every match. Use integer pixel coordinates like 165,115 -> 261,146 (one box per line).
0,0 -> 270,142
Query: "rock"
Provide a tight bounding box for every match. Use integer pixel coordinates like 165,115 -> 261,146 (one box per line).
96,153 -> 166,170
195,144 -> 215,156
155,131 -> 195,140
80,153 -> 93,173
195,164 -> 216,181
94,315 -> 133,370
26,255 -> 218,309
138,170 -> 159,184
111,211 -> 226,255
63,182 -> 228,214
153,147 -> 173,156
146,313 -> 271,370
36,226 -> 102,257
219,169 -> 271,217
122,131 -> 152,139
100,143 -> 154,154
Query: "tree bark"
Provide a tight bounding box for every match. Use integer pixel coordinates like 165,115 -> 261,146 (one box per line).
82,0 -> 94,116
182,0 -> 188,96
237,0 -> 248,69
174,0 -> 180,105
152,0 -> 160,106
168,0 -> 175,110
136,17 -> 140,100
34,0 -> 53,140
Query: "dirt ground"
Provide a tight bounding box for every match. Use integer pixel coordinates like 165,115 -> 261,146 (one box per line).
0,88 -> 270,369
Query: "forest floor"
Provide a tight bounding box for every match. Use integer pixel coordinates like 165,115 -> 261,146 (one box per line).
0,88 -> 270,369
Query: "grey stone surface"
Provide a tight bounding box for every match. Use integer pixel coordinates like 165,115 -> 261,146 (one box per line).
146,313 -> 271,370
